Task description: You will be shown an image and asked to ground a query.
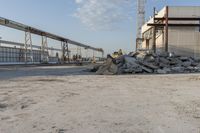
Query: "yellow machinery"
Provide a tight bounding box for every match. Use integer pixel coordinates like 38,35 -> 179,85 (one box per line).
111,49 -> 123,58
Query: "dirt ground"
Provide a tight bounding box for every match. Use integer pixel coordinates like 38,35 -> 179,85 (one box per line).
0,65 -> 200,133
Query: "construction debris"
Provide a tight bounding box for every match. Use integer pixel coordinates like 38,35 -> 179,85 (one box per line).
91,51 -> 200,75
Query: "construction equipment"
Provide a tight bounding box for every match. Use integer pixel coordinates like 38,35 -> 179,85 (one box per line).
111,49 -> 123,59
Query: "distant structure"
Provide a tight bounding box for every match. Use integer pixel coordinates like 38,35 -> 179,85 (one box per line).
0,17 -> 104,64
141,6 -> 200,58
136,0 -> 146,50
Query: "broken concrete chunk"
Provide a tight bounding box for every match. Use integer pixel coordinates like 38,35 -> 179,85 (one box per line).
96,56 -> 118,75
124,56 -> 137,64
171,67 -> 185,73
143,54 -> 155,62
140,61 -> 159,69
124,56 -> 140,69
102,70 -> 115,75
133,67 -> 143,73
168,58 -> 179,65
108,63 -> 118,74
141,66 -> 153,73
159,63 -> 169,68
115,55 -> 125,64
92,51 -> 200,75
123,68 -> 134,73
191,62 -> 199,67
197,64 -> 200,67
179,57 -> 189,61
96,65 -> 108,75
135,52 -> 147,60
157,69 -> 167,74
91,64 -> 101,72
182,61 -> 192,67
163,68 -> 172,73
159,57 -> 169,64
158,52 -> 169,57
128,51 -> 140,57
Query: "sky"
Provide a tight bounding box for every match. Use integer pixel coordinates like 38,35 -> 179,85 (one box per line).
0,0 -> 200,55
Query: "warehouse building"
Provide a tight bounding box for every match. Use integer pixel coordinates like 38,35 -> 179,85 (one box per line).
141,6 -> 200,58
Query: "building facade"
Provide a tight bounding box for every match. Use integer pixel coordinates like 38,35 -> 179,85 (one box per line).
141,6 -> 200,58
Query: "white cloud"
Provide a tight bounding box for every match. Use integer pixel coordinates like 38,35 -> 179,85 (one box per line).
75,0 -> 83,4
74,0 -> 135,30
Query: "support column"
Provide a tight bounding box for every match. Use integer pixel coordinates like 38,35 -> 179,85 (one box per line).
66,42 -> 70,63
162,30 -> 165,51
24,31 -> 33,63
102,51 -> 104,59
61,41 -> 66,64
76,47 -> 82,61
85,49 -> 88,59
164,6 -> 169,52
92,50 -> 96,63
146,39 -> 150,50
41,36 -> 49,63
152,7 -> 156,53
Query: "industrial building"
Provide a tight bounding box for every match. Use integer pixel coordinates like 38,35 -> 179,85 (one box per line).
141,6 -> 200,58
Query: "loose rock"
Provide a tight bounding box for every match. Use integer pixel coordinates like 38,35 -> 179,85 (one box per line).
92,52 -> 200,75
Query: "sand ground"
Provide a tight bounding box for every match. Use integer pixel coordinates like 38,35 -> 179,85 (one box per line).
0,65 -> 200,133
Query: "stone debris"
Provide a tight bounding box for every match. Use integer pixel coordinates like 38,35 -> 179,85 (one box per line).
92,52 -> 200,75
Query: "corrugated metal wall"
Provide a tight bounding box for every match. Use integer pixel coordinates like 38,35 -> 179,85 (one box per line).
0,46 -> 25,62
168,7 -> 200,58
0,46 -> 58,63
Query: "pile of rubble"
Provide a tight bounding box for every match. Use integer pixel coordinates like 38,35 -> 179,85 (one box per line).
91,52 -> 200,75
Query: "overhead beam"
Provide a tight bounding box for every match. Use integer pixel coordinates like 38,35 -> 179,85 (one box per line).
0,40 -> 65,52
147,23 -> 200,27
0,17 -> 104,53
154,17 -> 200,21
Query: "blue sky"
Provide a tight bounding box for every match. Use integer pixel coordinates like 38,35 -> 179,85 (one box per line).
0,0 -> 200,54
